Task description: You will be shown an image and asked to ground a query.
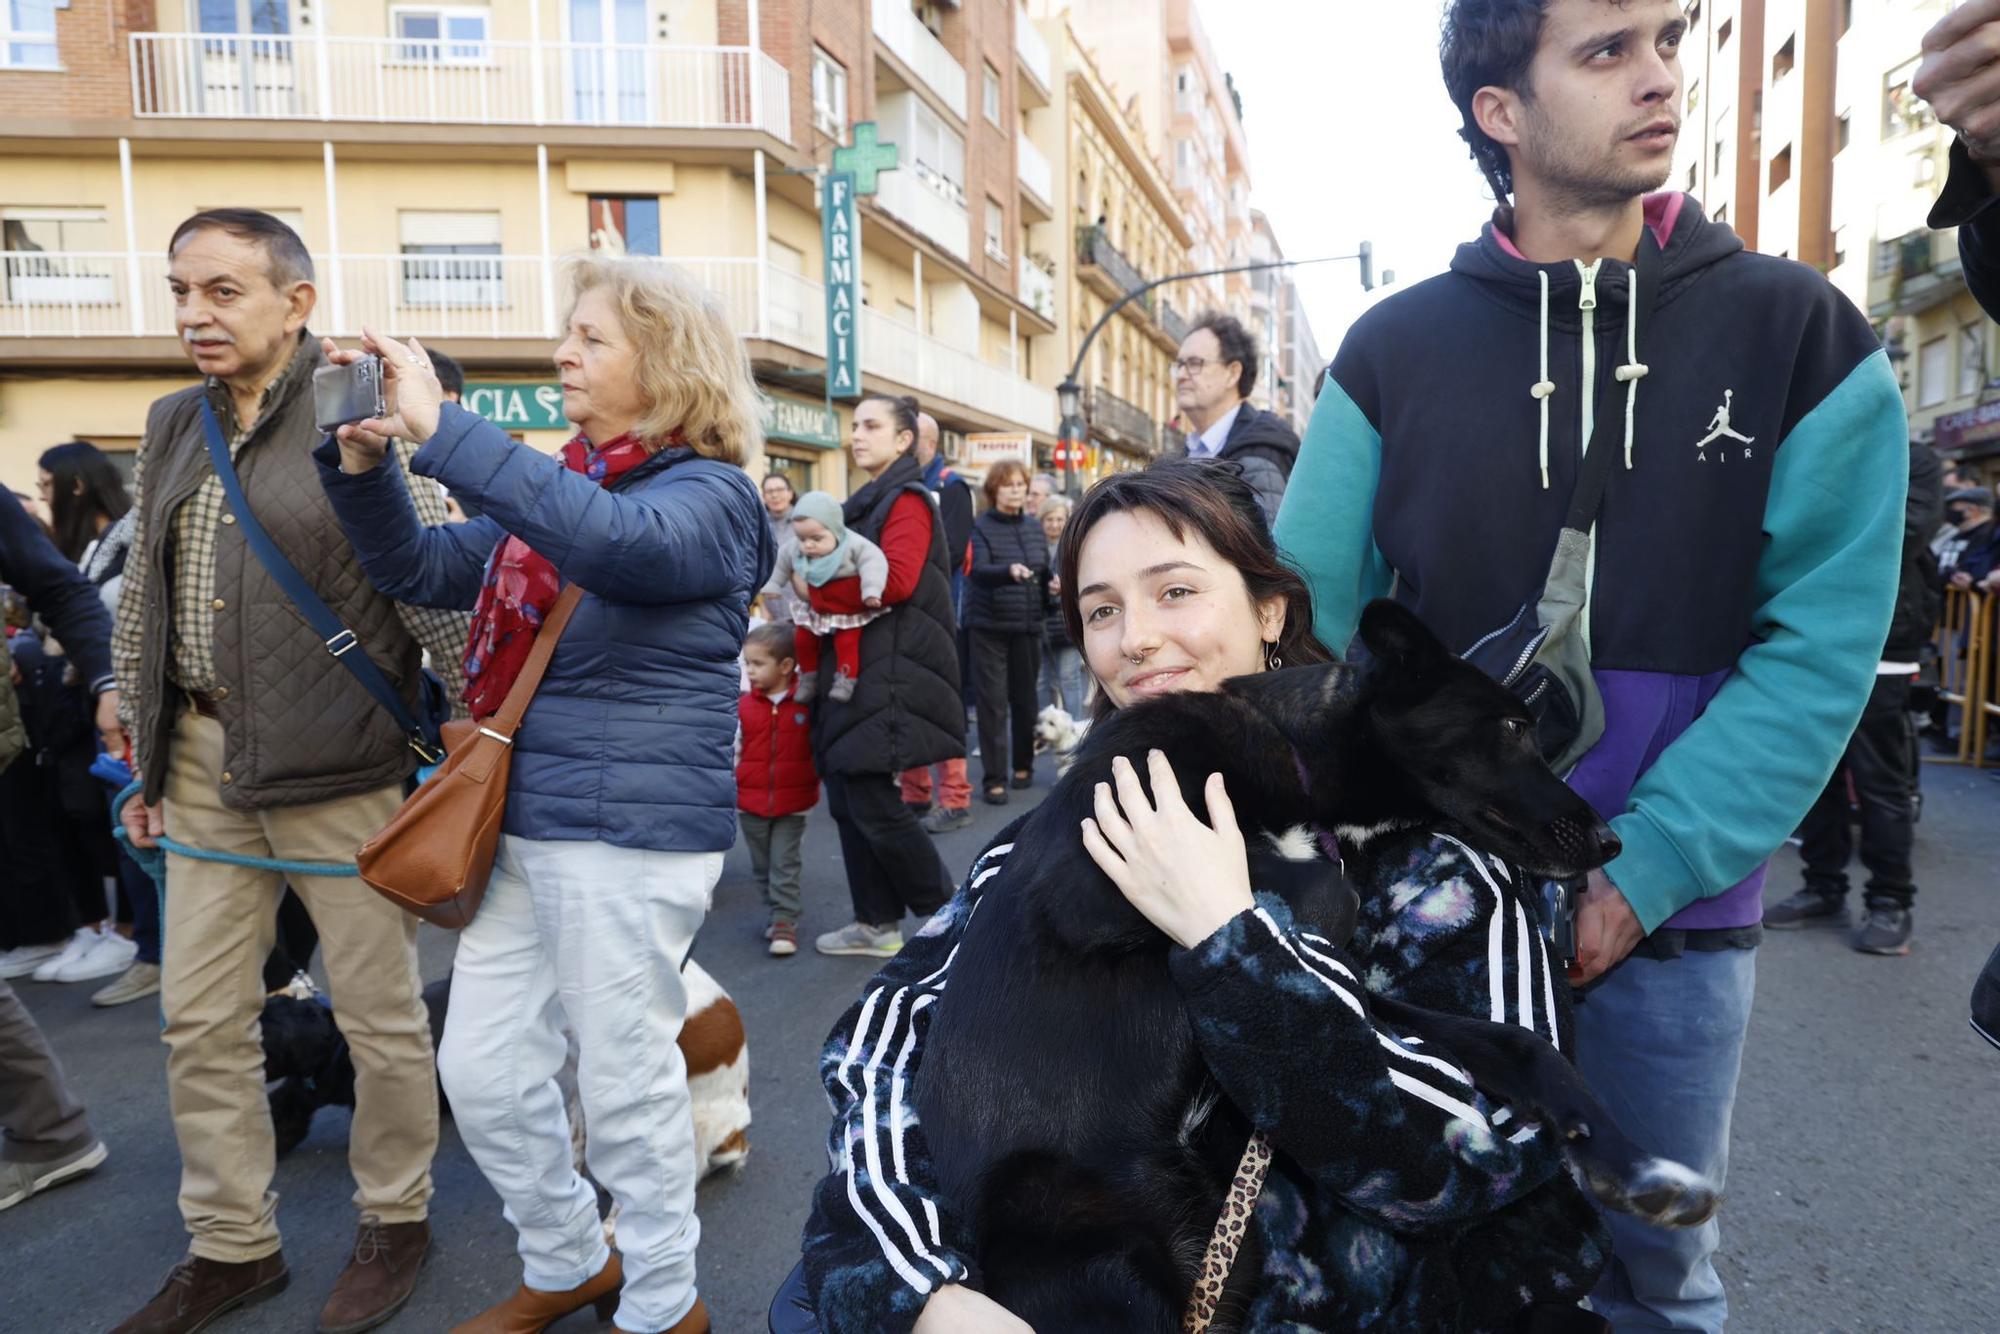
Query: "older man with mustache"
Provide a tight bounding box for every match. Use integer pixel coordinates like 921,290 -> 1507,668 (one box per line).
107,209 -> 468,1334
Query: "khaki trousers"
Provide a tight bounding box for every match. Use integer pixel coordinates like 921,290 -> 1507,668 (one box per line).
161,709 -> 436,1262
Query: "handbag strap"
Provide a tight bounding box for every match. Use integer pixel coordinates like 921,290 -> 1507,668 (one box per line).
1561,230 -> 1663,536
198,400 -> 442,764
1182,1131 -> 1274,1334
486,584 -> 585,733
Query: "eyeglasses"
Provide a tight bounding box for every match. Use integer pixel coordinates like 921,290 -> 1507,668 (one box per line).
1170,357 -> 1211,377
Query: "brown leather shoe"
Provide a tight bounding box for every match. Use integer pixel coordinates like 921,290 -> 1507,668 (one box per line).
317,1216 -> 431,1333
614,1295 -> 710,1334
110,1252 -> 290,1334
450,1251 -> 623,1333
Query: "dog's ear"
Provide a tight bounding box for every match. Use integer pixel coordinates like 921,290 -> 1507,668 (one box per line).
1357,600 -> 1448,675
1224,663 -> 1349,737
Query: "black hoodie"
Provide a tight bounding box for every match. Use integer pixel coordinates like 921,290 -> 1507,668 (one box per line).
1277,193 -> 1908,936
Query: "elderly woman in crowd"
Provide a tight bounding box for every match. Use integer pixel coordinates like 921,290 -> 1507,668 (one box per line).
964,458 -> 1049,804
1036,494 -> 1087,716
315,255 -> 771,1334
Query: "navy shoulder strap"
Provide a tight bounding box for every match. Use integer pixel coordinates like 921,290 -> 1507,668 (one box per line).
197,401 -> 442,763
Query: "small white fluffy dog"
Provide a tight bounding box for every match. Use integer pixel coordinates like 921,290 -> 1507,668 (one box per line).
1035,705 -> 1090,773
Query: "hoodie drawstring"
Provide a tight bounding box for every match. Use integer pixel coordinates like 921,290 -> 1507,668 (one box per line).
1614,285 -> 1649,471
1531,266 -> 1649,487
1532,270 -> 1556,490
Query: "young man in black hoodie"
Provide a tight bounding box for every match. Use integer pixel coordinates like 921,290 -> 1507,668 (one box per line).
1165,312 -> 1299,524
1277,2 -> 1907,1329
1913,0 -> 2000,1049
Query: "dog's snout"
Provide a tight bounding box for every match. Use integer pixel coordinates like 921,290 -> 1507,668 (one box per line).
1595,827 -> 1623,863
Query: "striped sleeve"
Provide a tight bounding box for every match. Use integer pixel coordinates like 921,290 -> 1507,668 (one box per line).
800,837 -> 1015,1334
1169,887 -> 1568,1233
1352,832 -> 1566,1053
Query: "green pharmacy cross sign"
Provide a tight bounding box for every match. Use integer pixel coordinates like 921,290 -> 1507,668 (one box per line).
822,122 -> 899,401
832,121 -> 900,196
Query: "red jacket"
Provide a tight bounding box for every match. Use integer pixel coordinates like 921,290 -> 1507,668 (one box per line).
737,683 -> 819,818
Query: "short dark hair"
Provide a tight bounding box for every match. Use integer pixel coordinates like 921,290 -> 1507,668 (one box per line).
1440,0 -> 1554,201
429,349 -> 465,398
1190,312 -> 1259,398
168,208 -> 315,289
744,621 -> 797,662
1058,461 -> 1333,722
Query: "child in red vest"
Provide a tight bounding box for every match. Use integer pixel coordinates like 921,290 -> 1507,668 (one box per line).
737,622 -> 820,956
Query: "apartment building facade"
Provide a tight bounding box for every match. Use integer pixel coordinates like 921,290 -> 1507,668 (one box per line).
1669,1 -> 2000,464
1051,0 -> 1250,328
1014,14 -> 1191,483
0,0 -> 1060,495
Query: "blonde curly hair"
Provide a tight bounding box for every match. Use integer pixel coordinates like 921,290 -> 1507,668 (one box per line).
560,253 -> 763,465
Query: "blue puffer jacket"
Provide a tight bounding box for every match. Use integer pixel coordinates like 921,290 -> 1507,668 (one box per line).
314,404 -> 773,854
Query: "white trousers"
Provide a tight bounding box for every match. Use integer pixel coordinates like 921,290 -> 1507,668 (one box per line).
438,835 -> 722,1332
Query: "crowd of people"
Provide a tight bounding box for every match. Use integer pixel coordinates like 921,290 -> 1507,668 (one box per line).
9,1 -> 2000,1332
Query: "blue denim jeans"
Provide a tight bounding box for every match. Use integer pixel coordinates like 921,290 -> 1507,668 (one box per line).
1574,946 -> 1757,1332
1040,641 -> 1088,716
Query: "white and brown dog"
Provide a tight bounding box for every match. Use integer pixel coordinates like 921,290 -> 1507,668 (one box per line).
264,960 -> 752,1205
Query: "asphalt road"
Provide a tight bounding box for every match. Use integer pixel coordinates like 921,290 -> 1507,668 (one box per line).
3,764 -> 1997,1333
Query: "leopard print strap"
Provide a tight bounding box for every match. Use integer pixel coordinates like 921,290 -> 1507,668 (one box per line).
1182,1132 -> 1274,1334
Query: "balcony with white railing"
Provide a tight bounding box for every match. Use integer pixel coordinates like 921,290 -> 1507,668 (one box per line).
1017,130 -> 1053,211
1019,254 -> 1056,321
1014,15 -> 1052,99
875,164 -> 971,262
0,251 -> 765,342
871,0 -> 968,121
4,251 -> 1055,434
128,32 -> 791,140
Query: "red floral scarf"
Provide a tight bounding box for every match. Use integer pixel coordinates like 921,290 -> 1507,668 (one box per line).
461,432 -> 655,718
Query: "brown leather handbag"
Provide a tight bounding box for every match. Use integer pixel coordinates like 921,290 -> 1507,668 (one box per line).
358,585 -> 584,928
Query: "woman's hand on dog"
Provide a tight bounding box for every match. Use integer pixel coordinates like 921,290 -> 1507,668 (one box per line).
1082,750 -> 1255,951
914,1284 -> 1036,1332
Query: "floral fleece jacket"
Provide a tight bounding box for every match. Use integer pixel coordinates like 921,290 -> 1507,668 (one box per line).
801,819 -> 1612,1332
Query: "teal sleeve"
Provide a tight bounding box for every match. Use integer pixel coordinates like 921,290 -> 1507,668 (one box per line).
1605,351 -> 1909,932
1273,380 -> 1394,654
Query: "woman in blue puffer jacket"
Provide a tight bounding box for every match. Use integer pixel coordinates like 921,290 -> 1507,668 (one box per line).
315,255 -> 771,1334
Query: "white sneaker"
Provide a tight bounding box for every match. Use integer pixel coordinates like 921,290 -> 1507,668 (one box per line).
53,931 -> 138,983
31,928 -> 104,983
0,943 -> 65,980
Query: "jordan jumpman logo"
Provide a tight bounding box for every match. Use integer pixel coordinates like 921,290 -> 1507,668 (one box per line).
1695,390 -> 1755,449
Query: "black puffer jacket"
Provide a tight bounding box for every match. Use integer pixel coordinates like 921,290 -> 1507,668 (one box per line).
966,509 -> 1049,635
1887,439 -> 1945,663
812,452 -> 965,776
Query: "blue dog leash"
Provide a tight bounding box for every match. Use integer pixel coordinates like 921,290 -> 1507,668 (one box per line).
96,757 -> 363,884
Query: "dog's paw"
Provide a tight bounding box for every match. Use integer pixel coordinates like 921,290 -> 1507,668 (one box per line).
1581,1154 -> 1722,1228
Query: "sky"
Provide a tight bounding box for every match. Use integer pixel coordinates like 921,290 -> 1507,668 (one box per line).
1203,0 -> 1497,360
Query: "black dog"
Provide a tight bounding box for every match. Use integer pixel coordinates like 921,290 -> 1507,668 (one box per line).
262,979 -> 451,1158
912,600 -> 1719,1332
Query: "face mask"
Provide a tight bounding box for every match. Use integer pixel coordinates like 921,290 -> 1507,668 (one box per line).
1948,506 -> 1968,526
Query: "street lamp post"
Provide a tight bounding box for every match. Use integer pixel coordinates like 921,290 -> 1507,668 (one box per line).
1058,245 -> 1377,496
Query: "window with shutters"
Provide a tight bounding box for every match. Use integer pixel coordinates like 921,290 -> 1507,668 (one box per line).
398,211 -> 503,308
